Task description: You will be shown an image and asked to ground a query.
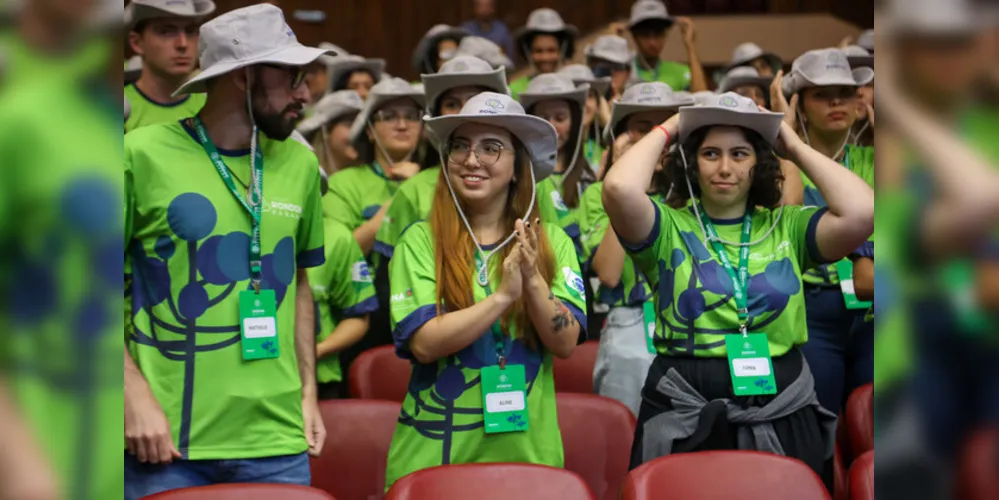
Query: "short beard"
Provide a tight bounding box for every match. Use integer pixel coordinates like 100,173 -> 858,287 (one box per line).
250,80 -> 301,141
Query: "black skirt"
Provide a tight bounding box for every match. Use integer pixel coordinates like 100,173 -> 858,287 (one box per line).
630,347 -> 833,491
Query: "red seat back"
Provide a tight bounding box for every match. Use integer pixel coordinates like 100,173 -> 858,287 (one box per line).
385,463 -> 595,500
621,451 -> 831,500
348,345 -> 411,401
557,393 -> 636,500
310,400 -> 401,500
552,340 -> 599,393
143,484 -> 335,499
833,441 -> 848,500
845,384 -> 874,458
957,427 -> 999,500
849,451 -> 874,500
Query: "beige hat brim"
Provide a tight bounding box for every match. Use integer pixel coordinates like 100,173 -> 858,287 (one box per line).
518,85 -> 589,114
679,106 -> 784,145
603,98 -> 696,142
174,44 -> 335,96
719,75 -> 773,94
126,0 -> 216,30
782,67 -> 874,96
422,68 -> 508,114
328,59 -> 386,92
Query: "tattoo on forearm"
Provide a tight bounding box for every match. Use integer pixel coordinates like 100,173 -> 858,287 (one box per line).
548,293 -> 576,332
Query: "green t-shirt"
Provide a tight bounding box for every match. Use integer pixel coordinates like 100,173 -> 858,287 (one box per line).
801,144 -> 875,287
871,190 -> 913,392
125,121 -> 326,460
508,75 -> 531,100
627,200 -> 827,358
536,174 -> 583,260
633,58 -> 691,91
579,182 -> 655,307
385,222 -> 587,489
309,220 -> 379,384
324,163 -> 401,231
583,138 -> 604,174
0,31 -> 109,84
124,83 -> 207,133
374,166 -> 440,260
0,79 -> 123,500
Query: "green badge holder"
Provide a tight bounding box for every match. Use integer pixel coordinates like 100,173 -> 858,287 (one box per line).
642,300 -> 657,354
835,259 -> 873,310
480,364 -> 528,434
725,333 -> 777,396
239,289 -> 280,360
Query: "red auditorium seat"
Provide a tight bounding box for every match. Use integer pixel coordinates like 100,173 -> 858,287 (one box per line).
845,384 -> 874,459
834,442 -> 848,500
957,427 -> 999,500
385,463 -> 595,500
310,400 -> 401,500
349,345 -> 411,401
621,451 -> 831,500
553,340 -> 599,393
849,451 -> 874,500
557,393 -> 636,500
142,484 -> 335,499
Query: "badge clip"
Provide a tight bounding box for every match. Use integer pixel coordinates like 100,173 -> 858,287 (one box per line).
498,355 -> 506,370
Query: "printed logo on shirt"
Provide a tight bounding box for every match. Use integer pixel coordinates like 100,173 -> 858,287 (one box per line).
391,288 -> 414,303
351,261 -> 373,283
749,240 -> 793,263
562,266 -> 586,299
550,190 -> 567,212
263,199 -> 303,219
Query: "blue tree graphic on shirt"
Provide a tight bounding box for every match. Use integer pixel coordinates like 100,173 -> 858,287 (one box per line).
655,231 -> 800,354
127,192 -> 296,453
398,331 -> 543,464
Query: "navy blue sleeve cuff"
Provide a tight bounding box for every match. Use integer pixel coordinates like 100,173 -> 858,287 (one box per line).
392,304 -> 439,360
805,207 -> 831,265
297,246 -> 325,269
340,295 -> 380,318
565,301 -> 588,344
850,241 -> 874,260
618,199 -> 661,253
373,240 -> 394,260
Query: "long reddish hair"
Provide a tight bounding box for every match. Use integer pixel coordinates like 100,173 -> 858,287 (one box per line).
429,136 -> 556,350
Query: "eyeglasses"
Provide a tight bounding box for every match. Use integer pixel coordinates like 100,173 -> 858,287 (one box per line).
446,142 -> 507,167
262,64 -> 307,89
372,109 -> 422,124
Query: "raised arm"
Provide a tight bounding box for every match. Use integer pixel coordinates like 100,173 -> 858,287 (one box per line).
602,115 -> 678,243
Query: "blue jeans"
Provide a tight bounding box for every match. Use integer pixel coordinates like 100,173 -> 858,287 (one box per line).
124,452 -> 310,500
801,286 -> 872,413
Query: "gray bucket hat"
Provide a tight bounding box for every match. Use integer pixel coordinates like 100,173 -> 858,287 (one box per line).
883,0 -> 999,36
718,66 -> 773,94
125,0 -> 215,30
317,42 -> 347,67
412,24 -> 469,74
349,77 -> 426,156
691,91 -> 716,106
856,29 -> 874,54
585,35 -> 632,66
296,90 -> 365,136
513,8 -> 579,60
422,56 -> 508,115
678,92 -> 784,145
174,4 -> 336,95
424,92 -> 559,181
328,55 -> 386,92
604,81 -> 695,141
518,73 -> 589,114
843,45 -> 873,70
455,36 -> 515,70
724,42 -> 782,74
628,0 -> 673,30
558,64 -> 611,97
782,48 -> 874,97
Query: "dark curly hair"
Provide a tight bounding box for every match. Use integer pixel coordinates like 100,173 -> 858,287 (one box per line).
664,125 -> 784,209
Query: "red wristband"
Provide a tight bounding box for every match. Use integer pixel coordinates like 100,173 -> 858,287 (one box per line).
655,125 -> 671,144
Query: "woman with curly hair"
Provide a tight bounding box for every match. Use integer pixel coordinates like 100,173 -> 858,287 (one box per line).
602,92 -> 873,488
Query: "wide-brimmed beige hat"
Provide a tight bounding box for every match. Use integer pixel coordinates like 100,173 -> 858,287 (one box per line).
349,77 -> 426,160
782,48 -> 874,97
678,92 -> 784,145
424,92 -> 559,181
628,0 -> 673,30
585,35 -> 632,66
723,42 -> 783,74
455,36 -> 515,70
412,24 -> 469,74
718,66 -> 773,94
125,0 -> 215,30
174,4 -> 336,95
856,29 -> 874,54
422,56 -> 508,115
882,0 -> 999,36
843,45 -> 873,70
513,8 -> 578,61
557,64 -> 611,97
518,73 -> 589,114
603,81 -> 695,141
328,55 -> 386,92
296,90 -> 365,136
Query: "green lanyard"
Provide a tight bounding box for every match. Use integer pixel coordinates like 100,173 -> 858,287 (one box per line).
476,251 -> 508,367
192,117 -> 265,291
697,207 -> 753,333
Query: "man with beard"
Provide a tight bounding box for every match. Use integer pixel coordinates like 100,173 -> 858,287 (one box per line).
124,0 -> 215,133
123,4 -> 333,498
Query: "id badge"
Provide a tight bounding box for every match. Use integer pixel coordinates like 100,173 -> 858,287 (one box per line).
239,289 -> 279,360
725,333 -> 777,396
642,300 -> 657,354
835,259 -> 872,310
480,364 -> 528,434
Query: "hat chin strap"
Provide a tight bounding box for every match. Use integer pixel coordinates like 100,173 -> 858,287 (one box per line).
367,118 -> 423,172
437,142 -> 538,287
797,105 -> 848,162
246,68 -> 260,206
678,141 -> 784,247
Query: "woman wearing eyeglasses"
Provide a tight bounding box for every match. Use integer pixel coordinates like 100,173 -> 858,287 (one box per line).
603,92 -> 872,487
384,92 -> 586,490
773,49 -> 876,415
323,78 -> 425,256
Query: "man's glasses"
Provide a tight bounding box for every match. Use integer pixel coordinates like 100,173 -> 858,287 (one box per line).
262,64 -> 307,89
446,142 -> 507,167
372,109 -> 423,124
